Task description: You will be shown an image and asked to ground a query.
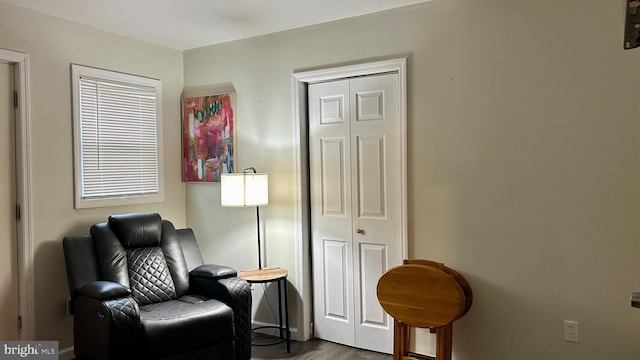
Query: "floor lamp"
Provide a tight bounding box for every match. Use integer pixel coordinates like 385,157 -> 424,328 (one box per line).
220,167 -> 269,269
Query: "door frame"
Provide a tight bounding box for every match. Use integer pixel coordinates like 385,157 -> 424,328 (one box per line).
0,48 -> 34,340
291,58 -> 408,341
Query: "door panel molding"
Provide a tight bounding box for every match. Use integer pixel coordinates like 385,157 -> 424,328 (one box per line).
292,58 -> 407,342
320,138 -> 346,216
359,242 -> 387,327
357,135 -> 386,218
320,95 -> 346,124
322,239 -> 349,321
355,90 -> 384,122
0,49 -> 34,340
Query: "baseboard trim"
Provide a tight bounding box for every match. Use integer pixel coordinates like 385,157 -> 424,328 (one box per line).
251,319 -> 299,341
59,346 -> 74,360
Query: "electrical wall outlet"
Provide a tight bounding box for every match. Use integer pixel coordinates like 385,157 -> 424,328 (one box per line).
564,320 -> 579,342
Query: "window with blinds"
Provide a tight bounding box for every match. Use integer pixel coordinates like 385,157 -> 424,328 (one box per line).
72,65 -> 164,208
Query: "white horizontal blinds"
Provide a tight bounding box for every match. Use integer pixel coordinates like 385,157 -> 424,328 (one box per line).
79,76 -> 159,199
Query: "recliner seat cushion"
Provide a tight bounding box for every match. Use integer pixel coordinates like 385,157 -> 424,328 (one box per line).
139,297 -> 235,358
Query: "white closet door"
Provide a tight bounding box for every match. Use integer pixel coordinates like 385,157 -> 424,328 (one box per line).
310,73 -> 401,354
350,73 -> 400,352
310,79 -> 355,346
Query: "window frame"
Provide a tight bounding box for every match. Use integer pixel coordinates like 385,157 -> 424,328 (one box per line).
71,64 -> 164,209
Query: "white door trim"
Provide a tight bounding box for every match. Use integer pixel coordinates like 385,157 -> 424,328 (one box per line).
0,48 -> 34,340
291,58 -> 407,341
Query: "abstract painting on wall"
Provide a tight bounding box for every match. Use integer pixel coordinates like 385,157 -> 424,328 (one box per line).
182,93 -> 235,182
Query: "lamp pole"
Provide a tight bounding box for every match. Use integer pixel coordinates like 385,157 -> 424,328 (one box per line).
256,206 -> 262,270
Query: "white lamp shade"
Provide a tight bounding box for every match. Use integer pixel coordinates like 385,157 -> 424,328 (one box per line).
220,173 -> 268,207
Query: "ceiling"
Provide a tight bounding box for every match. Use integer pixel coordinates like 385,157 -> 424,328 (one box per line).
0,0 -> 431,50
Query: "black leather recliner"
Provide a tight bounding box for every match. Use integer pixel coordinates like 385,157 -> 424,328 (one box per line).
63,213 -> 252,360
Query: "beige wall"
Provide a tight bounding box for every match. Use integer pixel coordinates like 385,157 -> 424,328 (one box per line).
185,0 -> 640,358
0,3 -> 185,350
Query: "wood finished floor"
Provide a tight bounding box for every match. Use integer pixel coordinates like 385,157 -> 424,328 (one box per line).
251,337 -> 392,360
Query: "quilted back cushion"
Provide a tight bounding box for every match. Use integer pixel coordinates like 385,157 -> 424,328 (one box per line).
127,246 -> 177,305
92,213 -> 190,304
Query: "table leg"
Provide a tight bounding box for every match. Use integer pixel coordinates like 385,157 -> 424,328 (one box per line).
283,277 -> 290,353
277,279 -> 284,340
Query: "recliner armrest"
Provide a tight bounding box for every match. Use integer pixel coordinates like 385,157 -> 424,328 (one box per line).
77,281 -> 131,300
190,264 -> 237,281
73,289 -> 141,359
190,275 -> 252,360
188,264 -> 250,360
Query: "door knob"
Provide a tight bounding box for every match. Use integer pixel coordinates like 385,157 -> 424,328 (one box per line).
356,228 -> 365,235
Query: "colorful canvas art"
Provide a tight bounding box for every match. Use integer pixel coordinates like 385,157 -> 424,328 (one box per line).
182,93 -> 235,182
